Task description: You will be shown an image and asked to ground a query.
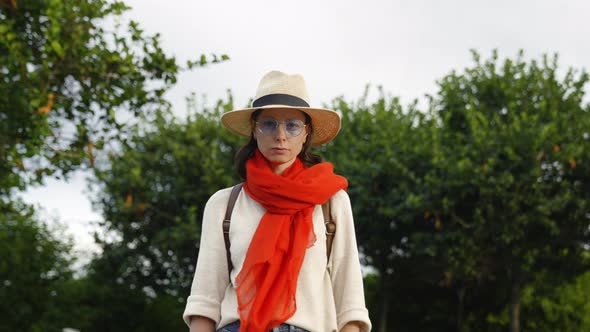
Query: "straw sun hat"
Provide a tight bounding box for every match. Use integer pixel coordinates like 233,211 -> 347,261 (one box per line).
221,70 -> 341,146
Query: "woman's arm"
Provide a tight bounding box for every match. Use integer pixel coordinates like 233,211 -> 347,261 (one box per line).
183,189 -> 233,327
189,315 -> 215,332
329,191 -> 372,332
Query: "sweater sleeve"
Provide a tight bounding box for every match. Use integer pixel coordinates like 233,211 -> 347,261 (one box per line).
182,188 -> 232,327
329,190 -> 372,332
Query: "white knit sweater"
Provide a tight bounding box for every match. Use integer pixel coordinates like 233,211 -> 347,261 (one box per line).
183,187 -> 372,332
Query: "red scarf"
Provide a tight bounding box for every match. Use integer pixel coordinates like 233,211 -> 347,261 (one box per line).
236,149 -> 348,332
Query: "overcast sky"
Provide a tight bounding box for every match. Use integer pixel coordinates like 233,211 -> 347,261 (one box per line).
19,0 -> 590,256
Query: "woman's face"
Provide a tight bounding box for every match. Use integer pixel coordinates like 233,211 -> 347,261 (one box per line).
254,108 -> 309,175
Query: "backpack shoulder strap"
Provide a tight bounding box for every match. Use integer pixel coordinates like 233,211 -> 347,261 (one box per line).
323,198 -> 336,261
223,183 -> 243,278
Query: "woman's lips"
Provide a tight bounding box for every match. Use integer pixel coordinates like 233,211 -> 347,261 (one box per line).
271,147 -> 288,154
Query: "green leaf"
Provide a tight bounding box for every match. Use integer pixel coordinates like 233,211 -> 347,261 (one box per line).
50,40 -> 64,58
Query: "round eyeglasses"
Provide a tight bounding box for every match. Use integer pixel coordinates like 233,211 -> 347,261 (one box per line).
255,118 -> 307,137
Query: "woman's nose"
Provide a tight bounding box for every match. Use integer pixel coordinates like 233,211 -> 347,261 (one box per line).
275,123 -> 288,140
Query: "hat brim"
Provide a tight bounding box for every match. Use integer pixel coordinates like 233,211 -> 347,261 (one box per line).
221,105 -> 341,146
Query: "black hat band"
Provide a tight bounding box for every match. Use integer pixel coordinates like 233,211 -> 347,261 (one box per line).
252,94 -> 310,108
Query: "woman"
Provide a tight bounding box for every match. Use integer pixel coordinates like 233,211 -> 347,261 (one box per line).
183,71 -> 371,332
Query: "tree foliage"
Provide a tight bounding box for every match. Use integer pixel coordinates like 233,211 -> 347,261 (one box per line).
0,199 -> 74,332
89,95 -> 242,310
53,255 -> 189,332
1,1 -> 227,330
322,91 -> 441,331
428,51 -> 590,332
324,51 -> 590,331
0,0 -> 227,197
514,270 -> 590,331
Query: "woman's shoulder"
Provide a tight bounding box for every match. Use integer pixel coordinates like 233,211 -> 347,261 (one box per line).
205,184 -> 241,208
330,189 -> 350,204
325,189 -> 352,212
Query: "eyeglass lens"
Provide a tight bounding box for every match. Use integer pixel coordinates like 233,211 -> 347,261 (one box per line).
257,118 -> 306,137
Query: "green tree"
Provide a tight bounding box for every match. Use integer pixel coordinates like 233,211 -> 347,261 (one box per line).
1,1 -> 228,329
427,51 -> 590,332
518,270 -> 590,331
325,51 -> 590,332
88,95 -> 242,330
52,249 -> 188,332
323,90 -> 441,332
0,200 -> 74,332
0,0 -> 227,197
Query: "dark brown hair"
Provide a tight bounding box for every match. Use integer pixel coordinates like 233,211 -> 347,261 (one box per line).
235,110 -> 322,180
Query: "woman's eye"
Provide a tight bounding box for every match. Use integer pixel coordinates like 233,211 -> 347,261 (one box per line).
286,121 -> 302,130
261,120 -> 277,129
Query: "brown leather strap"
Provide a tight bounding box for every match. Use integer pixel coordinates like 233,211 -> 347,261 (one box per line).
223,183 -> 243,279
323,198 -> 336,261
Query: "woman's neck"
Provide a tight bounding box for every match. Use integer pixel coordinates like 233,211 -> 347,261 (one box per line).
270,159 -> 296,175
